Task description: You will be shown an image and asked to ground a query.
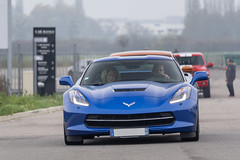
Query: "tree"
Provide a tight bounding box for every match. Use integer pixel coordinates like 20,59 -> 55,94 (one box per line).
182,0 -> 239,41
12,1 -> 106,40
116,35 -> 129,51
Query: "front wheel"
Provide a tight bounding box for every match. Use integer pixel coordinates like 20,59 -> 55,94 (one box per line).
180,107 -> 199,141
203,80 -> 211,98
64,124 -> 83,145
180,122 -> 199,141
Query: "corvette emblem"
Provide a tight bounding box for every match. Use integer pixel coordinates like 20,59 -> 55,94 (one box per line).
123,102 -> 135,107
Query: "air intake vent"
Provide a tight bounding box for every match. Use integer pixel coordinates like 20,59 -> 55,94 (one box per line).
114,88 -> 146,92
85,112 -> 175,128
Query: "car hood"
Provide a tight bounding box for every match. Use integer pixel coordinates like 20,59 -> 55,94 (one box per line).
72,82 -> 189,111
83,81 -> 182,100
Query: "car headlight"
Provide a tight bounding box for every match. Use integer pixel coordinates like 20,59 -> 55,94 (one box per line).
69,90 -> 89,106
169,86 -> 191,104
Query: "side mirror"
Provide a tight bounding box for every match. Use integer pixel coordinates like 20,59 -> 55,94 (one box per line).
59,76 -> 74,87
182,66 -> 193,73
190,72 -> 208,85
208,62 -> 213,68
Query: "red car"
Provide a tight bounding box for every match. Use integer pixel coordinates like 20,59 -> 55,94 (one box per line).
174,52 -> 213,98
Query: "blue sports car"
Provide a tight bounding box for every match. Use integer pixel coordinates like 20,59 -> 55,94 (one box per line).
59,53 -> 208,145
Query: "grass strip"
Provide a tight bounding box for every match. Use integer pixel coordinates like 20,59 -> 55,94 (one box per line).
0,93 -> 62,116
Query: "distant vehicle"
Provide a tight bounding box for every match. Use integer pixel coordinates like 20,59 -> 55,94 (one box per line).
109,50 -> 175,58
109,50 -> 194,83
67,59 -> 92,82
59,52 -> 208,145
174,52 -> 213,98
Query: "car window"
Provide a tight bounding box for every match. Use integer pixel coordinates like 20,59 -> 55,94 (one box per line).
176,56 -> 204,65
81,59 -> 183,86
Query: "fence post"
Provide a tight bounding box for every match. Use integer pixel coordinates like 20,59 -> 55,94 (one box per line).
222,53 -> 225,66
73,44 -> 78,83
73,43 -> 76,73
17,44 -> 23,95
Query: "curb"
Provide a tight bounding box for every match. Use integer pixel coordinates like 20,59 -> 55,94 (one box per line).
0,106 -> 63,122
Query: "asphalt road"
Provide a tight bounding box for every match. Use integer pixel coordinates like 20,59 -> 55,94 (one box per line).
0,68 -> 240,160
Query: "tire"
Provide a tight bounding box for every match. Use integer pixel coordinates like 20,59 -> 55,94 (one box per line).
180,106 -> 199,141
64,124 -> 83,145
203,80 -> 211,98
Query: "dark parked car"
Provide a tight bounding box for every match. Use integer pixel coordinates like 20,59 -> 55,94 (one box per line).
67,59 -> 92,82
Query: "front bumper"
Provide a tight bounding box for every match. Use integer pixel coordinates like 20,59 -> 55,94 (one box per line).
197,80 -> 209,88
64,98 -> 198,137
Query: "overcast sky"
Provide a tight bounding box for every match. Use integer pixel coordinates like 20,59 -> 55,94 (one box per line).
12,0 -> 185,19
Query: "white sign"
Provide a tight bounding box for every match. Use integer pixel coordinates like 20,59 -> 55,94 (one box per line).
0,0 -> 8,49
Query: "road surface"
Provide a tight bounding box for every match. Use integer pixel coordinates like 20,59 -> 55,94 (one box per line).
0,68 -> 240,160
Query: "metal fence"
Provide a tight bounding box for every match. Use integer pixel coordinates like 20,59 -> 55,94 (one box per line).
0,51 -> 237,94
203,52 -> 225,67
0,51 -> 109,94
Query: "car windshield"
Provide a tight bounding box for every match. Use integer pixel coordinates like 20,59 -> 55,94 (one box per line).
81,59 -> 183,86
176,56 -> 204,65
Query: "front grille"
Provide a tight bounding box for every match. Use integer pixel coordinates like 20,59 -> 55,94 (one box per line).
85,112 -> 175,128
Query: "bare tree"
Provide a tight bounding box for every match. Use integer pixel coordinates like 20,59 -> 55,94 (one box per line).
185,0 -> 201,14
183,0 -> 239,41
116,35 -> 129,51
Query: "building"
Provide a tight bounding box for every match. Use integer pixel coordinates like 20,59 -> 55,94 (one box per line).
98,16 -> 184,36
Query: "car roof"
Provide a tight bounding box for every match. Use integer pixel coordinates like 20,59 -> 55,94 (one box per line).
109,50 -> 174,58
174,52 -> 203,56
93,55 -> 173,63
